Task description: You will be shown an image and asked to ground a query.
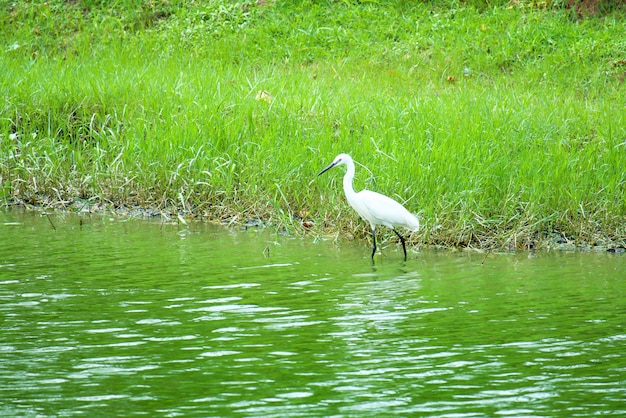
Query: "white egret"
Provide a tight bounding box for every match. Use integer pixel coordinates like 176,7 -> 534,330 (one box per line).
318,153 -> 420,260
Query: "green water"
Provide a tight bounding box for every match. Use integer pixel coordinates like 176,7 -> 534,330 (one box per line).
1,209 -> 625,417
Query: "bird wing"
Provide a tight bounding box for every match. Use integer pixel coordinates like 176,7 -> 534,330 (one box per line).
357,190 -> 420,231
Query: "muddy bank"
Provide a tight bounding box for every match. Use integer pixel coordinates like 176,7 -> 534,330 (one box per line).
4,198 -> 625,255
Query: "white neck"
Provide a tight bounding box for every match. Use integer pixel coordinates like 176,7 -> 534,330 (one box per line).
342,157 -> 357,201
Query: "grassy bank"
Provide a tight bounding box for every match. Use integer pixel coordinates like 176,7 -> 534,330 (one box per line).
1,1 -> 626,250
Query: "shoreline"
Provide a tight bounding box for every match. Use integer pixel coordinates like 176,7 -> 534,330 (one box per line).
4,199 -> 624,255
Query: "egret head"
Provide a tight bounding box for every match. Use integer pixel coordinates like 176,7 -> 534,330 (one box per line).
317,153 -> 351,176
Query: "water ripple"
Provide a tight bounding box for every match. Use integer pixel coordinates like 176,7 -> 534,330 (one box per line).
2,211 -> 625,417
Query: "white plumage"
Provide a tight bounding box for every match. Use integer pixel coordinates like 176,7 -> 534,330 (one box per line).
318,153 -> 419,260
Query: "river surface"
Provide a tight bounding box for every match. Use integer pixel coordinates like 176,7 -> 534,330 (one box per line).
1,209 -> 625,417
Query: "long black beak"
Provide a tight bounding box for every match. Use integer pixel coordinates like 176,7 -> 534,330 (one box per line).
317,161 -> 338,177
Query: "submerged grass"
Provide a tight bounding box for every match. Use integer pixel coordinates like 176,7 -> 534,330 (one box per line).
1,0 -> 626,249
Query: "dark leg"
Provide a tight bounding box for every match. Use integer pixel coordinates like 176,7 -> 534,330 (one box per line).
371,228 -> 377,260
393,229 -> 407,261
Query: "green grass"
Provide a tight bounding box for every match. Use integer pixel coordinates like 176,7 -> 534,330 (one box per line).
1,0 -> 626,249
